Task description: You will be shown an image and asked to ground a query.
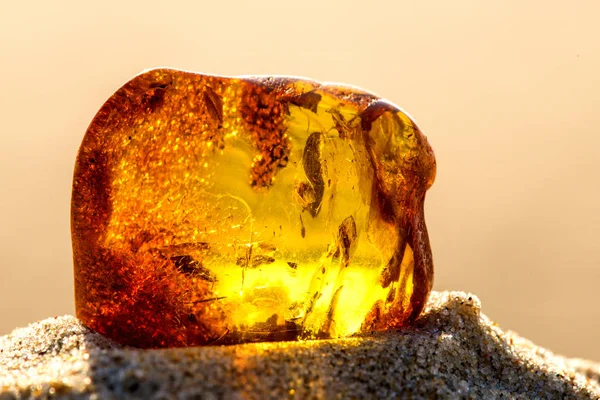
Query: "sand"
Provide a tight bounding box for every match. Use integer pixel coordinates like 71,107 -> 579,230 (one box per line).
1,291 -> 599,399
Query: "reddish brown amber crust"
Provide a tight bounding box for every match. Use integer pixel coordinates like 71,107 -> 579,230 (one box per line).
72,69 -> 436,348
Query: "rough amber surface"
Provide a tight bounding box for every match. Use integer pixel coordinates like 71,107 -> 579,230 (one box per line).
72,68 -> 436,348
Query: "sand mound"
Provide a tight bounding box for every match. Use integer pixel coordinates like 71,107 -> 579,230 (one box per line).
1,291 -> 599,399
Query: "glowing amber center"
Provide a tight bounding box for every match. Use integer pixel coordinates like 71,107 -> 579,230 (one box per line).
71,69 -> 436,348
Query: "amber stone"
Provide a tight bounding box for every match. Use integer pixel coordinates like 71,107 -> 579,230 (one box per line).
71,68 -> 436,348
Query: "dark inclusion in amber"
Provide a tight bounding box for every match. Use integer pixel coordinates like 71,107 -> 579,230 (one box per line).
71,68 -> 436,348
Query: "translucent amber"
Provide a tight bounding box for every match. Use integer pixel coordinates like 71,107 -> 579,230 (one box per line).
71,68 -> 436,348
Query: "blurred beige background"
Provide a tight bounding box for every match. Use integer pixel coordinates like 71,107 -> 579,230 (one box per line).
1,0 -> 599,359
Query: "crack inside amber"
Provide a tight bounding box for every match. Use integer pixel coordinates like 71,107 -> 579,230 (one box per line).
71,68 -> 436,348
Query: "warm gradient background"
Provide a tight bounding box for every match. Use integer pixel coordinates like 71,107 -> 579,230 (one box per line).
1,1 -> 599,359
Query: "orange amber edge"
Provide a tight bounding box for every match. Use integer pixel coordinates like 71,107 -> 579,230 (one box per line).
72,68 -> 436,348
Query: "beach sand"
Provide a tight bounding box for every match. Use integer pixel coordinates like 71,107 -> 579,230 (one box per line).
1,291 -> 599,399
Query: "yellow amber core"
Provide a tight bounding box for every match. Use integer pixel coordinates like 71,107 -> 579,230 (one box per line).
71,68 -> 436,348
